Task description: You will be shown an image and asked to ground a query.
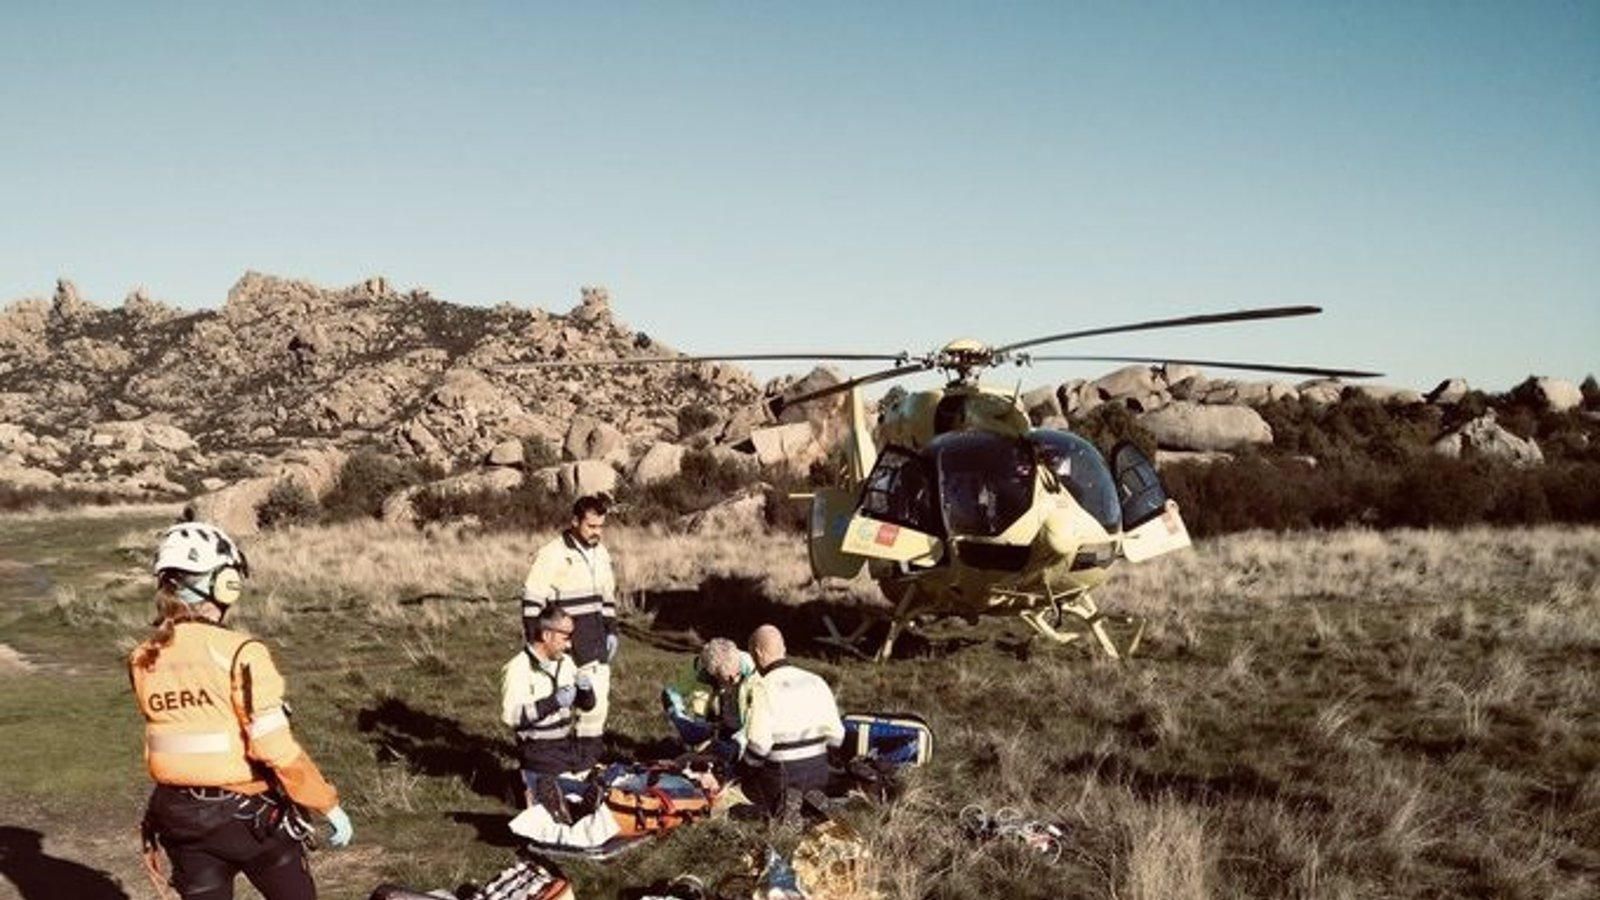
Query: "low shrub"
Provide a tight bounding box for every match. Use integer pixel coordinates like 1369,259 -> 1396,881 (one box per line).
411,479 -> 571,532
0,484 -> 123,513
256,479 -> 320,530
676,403 -> 720,435
320,451 -> 435,522
1161,454 -> 1600,537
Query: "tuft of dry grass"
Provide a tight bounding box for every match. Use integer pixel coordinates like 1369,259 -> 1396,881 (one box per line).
1123,797 -> 1213,900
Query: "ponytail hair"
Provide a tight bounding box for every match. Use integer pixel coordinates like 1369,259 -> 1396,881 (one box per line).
133,582 -> 211,670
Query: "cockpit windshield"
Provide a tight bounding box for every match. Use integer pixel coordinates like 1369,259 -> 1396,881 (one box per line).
1028,430 -> 1122,531
928,432 -> 1035,537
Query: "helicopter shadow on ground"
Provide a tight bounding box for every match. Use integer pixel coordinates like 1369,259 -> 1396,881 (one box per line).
356,697 -> 519,804
627,574 -> 986,661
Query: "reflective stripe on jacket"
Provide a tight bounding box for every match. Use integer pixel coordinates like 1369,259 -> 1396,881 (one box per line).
501,647 -> 585,773
661,651 -> 757,747
743,660 -> 844,773
521,532 -> 616,665
128,621 -> 339,813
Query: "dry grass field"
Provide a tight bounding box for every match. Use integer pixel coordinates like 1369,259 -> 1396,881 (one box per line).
2,509 -> 1597,898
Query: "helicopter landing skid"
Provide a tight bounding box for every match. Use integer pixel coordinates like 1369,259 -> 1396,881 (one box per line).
819,589 -> 919,663
817,614 -> 875,660
1018,593 -> 1145,660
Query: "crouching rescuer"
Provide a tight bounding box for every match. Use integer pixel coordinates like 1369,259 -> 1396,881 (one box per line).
521,494 -> 617,769
502,609 -> 596,822
131,521 -> 352,900
739,624 -> 845,817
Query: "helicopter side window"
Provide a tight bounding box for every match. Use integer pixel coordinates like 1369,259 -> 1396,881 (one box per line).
1111,441 -> 1169,529
929,432 -> 1035,537
858,446 -> 941,534
1028,429 -> 1122,531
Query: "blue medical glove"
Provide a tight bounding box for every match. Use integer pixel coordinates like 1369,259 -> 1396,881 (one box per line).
325,806 -> 353,848
604,633 -> 619,663
575,672 -> 594,692
554,685 -> 578,708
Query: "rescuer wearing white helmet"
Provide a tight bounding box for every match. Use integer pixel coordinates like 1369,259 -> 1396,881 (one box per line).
130,519 -> 352,900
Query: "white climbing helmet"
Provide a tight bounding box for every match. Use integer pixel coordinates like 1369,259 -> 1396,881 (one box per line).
152,521 -> 250,579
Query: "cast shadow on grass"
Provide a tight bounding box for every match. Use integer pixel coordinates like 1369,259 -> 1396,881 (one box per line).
606,730 -> 689,764
445,811 -> 523,849
0,826 -> 130,900
634,574 -> 977,661
356,698 -> 517,803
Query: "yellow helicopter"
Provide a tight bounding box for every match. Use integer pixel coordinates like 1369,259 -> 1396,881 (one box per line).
502,306 -> 1380,661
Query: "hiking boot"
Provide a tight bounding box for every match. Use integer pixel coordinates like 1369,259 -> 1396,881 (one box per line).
534,777 -> 572,825
801,789 -> 832,821
578,777 -> 606,818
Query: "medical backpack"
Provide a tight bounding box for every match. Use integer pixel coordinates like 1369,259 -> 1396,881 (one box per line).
841,712 -> 933,767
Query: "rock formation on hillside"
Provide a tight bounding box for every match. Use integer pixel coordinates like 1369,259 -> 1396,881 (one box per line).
0,274 -> 781,511
2,273 -> 1594,522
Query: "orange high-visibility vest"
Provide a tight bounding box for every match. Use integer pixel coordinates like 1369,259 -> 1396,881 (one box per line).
129,621 -> 338,813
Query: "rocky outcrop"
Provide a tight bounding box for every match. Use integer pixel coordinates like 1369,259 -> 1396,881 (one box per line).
564,416 -> 627,464
1138,402 -> 1273,452
631,442 -> 686,485
0,274 -> 763,498
745,422 -> 822,472
191,446 -> 347,536
558,460 -> 618,497
1426,378 -> 1469,405
1433,414 -> 1543,466
678,489 -> 767,533
1516,377 -> 1582,413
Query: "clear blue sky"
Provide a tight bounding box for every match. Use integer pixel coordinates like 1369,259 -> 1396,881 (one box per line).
2,2 -> 1595,392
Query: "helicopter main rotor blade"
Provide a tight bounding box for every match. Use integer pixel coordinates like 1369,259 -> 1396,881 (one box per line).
497,352 -> 908,372
1023,355 -> 1383,379
769,362 -> 932,416
993,305 -> 1322,356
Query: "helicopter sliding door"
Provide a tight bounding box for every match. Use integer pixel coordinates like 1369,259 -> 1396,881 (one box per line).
1112,441 -> 1191,563
840,446 -> 944,563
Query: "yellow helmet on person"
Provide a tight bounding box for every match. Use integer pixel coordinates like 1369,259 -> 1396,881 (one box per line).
152,522 -> 250,606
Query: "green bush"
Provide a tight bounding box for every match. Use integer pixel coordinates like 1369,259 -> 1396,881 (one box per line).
256,479 -> 320,530
411,478 -> 570,532
320,451 -> 434,522
616,450 -> 763,525
0,484 -> 122,513
676,403 -> 720,435
1161,453 -> 1600,537
1071,402 -> 1157,460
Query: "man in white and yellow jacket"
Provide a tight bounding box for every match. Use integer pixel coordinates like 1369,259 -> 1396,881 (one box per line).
739,624 -> 845,817
130,521 -> 350,900
521,494 -> 616,769
502,609 -> 596,822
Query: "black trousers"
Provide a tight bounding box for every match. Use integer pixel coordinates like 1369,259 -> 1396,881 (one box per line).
149,786 -> 316,900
